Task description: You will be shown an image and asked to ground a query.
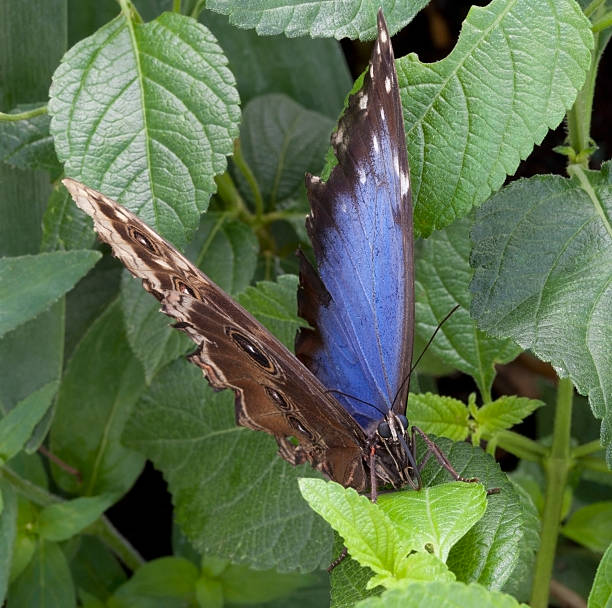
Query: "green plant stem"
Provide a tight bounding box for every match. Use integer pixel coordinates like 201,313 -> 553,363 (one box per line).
592,11 -> 612,32
493,430 -> 548,462
0,105 -> 47,121
530,377 -> 574,608
1,465 -> 145,571
572,439 -> 604,459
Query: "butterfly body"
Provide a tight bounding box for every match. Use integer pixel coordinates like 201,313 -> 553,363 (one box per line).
63,11 -> 415,492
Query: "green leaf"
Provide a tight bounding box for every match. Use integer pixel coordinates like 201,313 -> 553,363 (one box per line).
201,10 -> 351,118
356,581 -> 527,608
123,359 -> 332,572
50,301 -> 146,496
237,94 -> 334,207
418,439 -> 522,589
49,11 -> 241,248
562,502 -> 612,553
185,213 -> 259,296
470,165 -> 612,465
407,393 -> 470,442
0,251 -> 101,339
0,484 -> 17,604
41,185 -> 97,252
399,0 -> 593,236
107,556 -> 198,608
7,540 -> 76,608
501,482 -> 540,602
472,396 -> 544,441
0,104 -> 61,177
206,1 -> 428,39
120,272 -> 191,384
377,483 -> 487,563
0,382 -> 57,464
38,494 -> 116,542
414,217 -> 521,399
387,552 -> 454,588
69,536 -> 127,602
588,541 -> 612,608
298,479 -> 404,584
237,275 -> 307,350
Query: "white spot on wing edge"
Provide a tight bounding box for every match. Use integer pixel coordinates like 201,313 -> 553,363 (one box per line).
373,134 -> 379,154
385,76 -> 391,93
359,94 -> 368,110
369,64 -> 374,78
380,28 -> 388,44
358,167 -> 367,184
380,107 -> 385,122
401,170 -> 410,197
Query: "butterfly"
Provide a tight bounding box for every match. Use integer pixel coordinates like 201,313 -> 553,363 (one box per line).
63,11 -> 461,495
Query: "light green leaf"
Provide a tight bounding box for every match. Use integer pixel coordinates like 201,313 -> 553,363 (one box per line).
237,275 -> 307,350
470,165 -> 612,465
201,10 -> 351,118
7,540 -> 76,608
38,494 -> 116,542
49,12 -> 240,248
237,94 -> 334,207
108,557 -> 198,608
0,104 -> 61,177
356,581 -> 527,608
414,217 -> 521,399
588,542 -> 612,608
407,393 -> 470,441
399,0 -> 593,235
387,552 -> 454,588
378,483 -> 487,562
123,359 -> 332,572
0,251 -> 101,338
299,479 -> 404,581
206,1 -> 428,39
562,502 -> 612,553
0,382 -> 57,464
473,396 -> 544,441
50,301 -> 146,496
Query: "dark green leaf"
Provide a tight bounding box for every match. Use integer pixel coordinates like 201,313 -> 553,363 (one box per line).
120,272 -> 191,384
69,536 -> 127,601
561,502 -> 612,553
356,581 -> 525,608
206,0 -> 428,39
123,359 -> 332,572
0,104 -> 61,177
50,301 -> 146,496
201,10 -> 351,118
7,541 -> 76,608
49,12 -> 240,248
38,494 -> 117,542
470,166 -> 612,465
399,0 -> 593,235
237,94 -> 334,208
107,556 -> 198,608
0,483 -> 17,604
418,439 -> 521,589
0,382 -> 57,464
237,275 -> 307,350
41,186 -> 97,252
0,251 -> 101,339
414,217 -> 521,399
185,212 -> 259,295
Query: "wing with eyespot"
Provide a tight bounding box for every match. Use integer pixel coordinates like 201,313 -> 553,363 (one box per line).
63,177 -> 370,490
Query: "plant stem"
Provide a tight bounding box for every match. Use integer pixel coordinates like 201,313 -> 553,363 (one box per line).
530,377 -> 574,608
572,439 -> 604,459
493,430 -> 548,461
233,139 -> 264,222
0,105 -> 47,121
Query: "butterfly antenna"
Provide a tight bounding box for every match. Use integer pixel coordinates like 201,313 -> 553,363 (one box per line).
390,304 -> 461,411
324,389 -> 387,418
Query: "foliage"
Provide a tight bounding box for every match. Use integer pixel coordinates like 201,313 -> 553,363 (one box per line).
0,0 -> 610,607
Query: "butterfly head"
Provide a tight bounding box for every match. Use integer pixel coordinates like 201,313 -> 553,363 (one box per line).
373,411 -> 420,489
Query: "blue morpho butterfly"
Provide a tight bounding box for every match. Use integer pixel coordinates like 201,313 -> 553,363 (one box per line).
63,11 -> 469,496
